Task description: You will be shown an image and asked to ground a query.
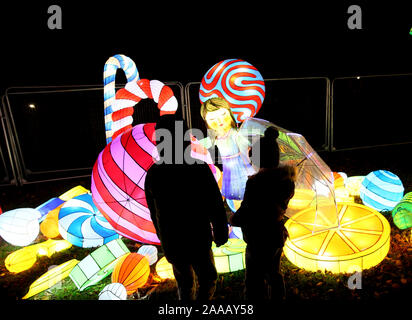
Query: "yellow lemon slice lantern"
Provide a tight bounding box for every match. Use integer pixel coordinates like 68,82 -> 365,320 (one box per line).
283,202 -> 390,273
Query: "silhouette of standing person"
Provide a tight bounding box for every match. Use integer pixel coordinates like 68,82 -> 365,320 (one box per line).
145,114 -> 228,300
230,127 -> 296,301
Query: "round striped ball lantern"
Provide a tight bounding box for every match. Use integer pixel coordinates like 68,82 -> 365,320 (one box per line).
0,208 -> 40,246
111,253 -> 150,295
199,59 -> 265,123
137,245 -> 158,265
58,193 -> 120,248
391,192 -> 412,230
99,283 -> 127,300
360,170 -> 404,212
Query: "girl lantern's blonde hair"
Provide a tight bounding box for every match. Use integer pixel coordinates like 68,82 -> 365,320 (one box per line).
200,97 -> 237,129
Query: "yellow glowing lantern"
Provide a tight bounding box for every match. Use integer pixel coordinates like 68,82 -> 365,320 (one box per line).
22,259 -> 79,299
40,207 -> 62,238
5,239 -> 72,273
283,202 -> 390,273
288,189 -> 316,211
334,187 -> 355,203
58,185 -> 89,201
155,256 -> 175,280
346,176 -> 365,197
212,238 -> 246,273
5,246 -> 38,273
333,172 -> 345,189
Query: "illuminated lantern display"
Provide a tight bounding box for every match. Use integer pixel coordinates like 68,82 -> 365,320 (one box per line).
5,239 -> 72,273
137,245 -> 158,265
229,226 -> 243,239
111,253 -> 150,295
334,187 -> 355,203
360,170 -> 404,212
254,120 -> 338,231
99,283 -> 127,300
346,176 -> 365,197
391,192 -> 412,230
333,172 -> 346,189
103,54 -> 140,144
40,208 -> 61,239
212,238 -> 246,273
283,202 -> 391,273
92,54 -> 179,245
288,189 -> 316,211
0,208 -> 40,246
22,259 -> 79,299
58,193 -> 120,248
155,256 -> 175,280
36,197 -> 65,223
199,59 -> 266,123
39,185 -> 89,238
69,238 -> 130,291
59,185 -> 90,201
226,199 -> 242,212
155,239 -> 247,280
5,246 -> 38,273
91,123 -> 161,245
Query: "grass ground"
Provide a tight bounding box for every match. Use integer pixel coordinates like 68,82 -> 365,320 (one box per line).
0,144 -> 411,305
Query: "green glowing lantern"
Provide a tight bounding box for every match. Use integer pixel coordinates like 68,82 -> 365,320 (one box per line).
69,238 -> 129,291
212,238 -> 246,273
392,192 -> 412,230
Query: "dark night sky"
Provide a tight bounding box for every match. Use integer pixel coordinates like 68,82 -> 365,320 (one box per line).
1,2 -> 411,91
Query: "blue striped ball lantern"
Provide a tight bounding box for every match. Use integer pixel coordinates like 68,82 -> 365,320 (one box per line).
58,193 -> 120,248
360,170 -> 404,213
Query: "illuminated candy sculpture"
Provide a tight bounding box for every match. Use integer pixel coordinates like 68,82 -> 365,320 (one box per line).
92,54 -> 179,245
111,253 -> 150,295
0,208 -> 40,246
199,59 -> 265,123
391,192 -> 412,230
69,238 -> 130,291
5,239 -> 72,273
58,193 -> 120,248
284,202 -> 391,273
360,170 -> 404,212
22,259 -> 79,299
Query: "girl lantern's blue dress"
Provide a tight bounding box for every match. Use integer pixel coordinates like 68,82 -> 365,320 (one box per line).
214,128 -> 257,200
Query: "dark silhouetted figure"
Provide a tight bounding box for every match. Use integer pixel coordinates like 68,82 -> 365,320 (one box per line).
145,114 -> 228,301
230,127 -> 296,302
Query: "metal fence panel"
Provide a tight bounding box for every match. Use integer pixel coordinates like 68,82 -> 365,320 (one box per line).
185,77 -> 330,152
331,74 -> 412,151
0,96 -> 17,186
4,82 -> 185,184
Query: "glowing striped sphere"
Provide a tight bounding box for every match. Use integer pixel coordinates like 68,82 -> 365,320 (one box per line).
91,123 -> 160,245
58,193 -> 120,248
360,170 -> 404,212
199,59 -> 265,123
137,245 -> 158,265
391,192 -> 412,230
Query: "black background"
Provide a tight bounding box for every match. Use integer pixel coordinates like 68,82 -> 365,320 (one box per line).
0,2 -> 411,89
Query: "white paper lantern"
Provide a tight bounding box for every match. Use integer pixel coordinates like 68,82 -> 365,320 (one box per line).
0,208 -> 40,246
98,283 -> 127,300
137,245 -> 158,265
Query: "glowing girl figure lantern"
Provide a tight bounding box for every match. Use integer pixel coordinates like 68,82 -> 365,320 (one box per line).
199,59 -> 265,202
91,54 -> 178,245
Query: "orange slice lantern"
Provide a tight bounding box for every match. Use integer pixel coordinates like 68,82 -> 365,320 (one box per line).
283,202 -> 390,273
